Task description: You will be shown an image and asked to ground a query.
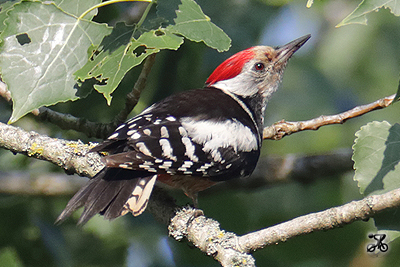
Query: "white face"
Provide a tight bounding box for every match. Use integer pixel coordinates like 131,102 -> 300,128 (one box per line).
210,46 -> 287,100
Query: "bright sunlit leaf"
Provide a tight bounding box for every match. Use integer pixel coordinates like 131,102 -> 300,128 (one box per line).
353,121 -> 400,239
337,0 -> 400,27
75,25 -> 184,104
353,121 -> 400,195
0,1 -> 111,123
167,0 -> 231,52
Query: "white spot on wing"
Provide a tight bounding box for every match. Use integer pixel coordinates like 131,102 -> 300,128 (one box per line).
108,132 -> 119,139
140,104 -> 155,115
210,150 -> 222,162
182,161 -> 193,167
159,160 -> 173,169
127,116 -> 142,124
136,142 -> 152,156
143,129 -> 151,136
115,124 -> 126,131
179,126 -> 188,137
180,118 -> 258,153
160,126 -> 169,138
181,137 -> 199,162
163,161 -> 173,167
196,163 -> 213,173
130,132 -> 141,139
127,129 -> 137,136
159,139 -> 177,161
166,116 -> 176,121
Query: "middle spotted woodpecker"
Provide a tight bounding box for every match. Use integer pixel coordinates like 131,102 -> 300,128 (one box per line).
57,34 -> 311,225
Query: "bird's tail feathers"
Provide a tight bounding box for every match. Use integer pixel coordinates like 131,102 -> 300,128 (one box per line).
55,168 -> 157,226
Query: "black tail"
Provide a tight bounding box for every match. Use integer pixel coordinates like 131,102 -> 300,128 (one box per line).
55,168 -> 140,226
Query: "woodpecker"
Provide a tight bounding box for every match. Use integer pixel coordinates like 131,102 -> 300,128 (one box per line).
56,34 -> 310,225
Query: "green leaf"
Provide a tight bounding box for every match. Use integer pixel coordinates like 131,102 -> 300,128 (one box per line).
140,28 -> 184,49
0,1 -> 16,33
75,25 -> 184,104
167,0 -> 231,52
353,121 -> 400,240
353,121 -> 400,195
0,1 -> 111,123
75,0 -> 230,104
337,0 -> 400,27
156,0 -> 181,26
376,230 -> 400,244
49,0 -> 101,19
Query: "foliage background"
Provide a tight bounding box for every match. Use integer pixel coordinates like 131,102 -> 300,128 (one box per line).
0,0 -> 400,266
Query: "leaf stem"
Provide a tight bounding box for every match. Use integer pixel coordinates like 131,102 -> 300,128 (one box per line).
133,0 -> 155,34
78,0 -> 153,20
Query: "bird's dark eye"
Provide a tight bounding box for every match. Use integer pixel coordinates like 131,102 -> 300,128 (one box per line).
254,63 -> 265,71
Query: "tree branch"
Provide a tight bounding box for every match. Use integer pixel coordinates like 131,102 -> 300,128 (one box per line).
1,93 -> 398,266
211,148 -> 352,192
169,188 -> 400,266
0,121 -> 102,177
169,207 -> 256,267
238,187 -> 400,252
263,94 -> 395,140
0,121 -> 178,224
36,54 -> 157,139
0,148 -> 353,196
113,53 -> 157,124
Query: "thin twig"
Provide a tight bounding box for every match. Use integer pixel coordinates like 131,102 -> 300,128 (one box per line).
2,103 -> 400,266
113,53 -> 157,124
238,187 -> 400,253
36,107 -> 112,139
0,54 -> 157,139
263,94 -> 396,140
169,187 -> 400,266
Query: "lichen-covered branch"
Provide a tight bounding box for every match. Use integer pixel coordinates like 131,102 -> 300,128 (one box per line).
169,207 -> 256,267
168,188 -> 400,266
263,94 -> 396,140
0,148 -> 353,196
238,187 -> 400,253
0,121 -> 102,177
0,121 -> 177,224
1,93 -> 400,266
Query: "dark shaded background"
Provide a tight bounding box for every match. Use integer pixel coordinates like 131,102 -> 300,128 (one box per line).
1,0 -> 400,266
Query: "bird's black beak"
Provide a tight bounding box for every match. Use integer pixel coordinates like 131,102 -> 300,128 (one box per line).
276,34 -> 311,63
